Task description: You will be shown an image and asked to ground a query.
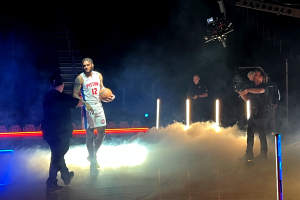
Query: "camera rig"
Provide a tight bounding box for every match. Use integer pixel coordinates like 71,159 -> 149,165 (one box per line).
204,17 -> 234,48
233,67 -> 266,92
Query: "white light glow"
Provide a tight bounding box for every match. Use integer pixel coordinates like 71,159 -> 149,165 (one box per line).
64,143 -> 148,169
186,99 -> 190,128
247,100 -> 250,120
210,123 -> 221,132
215,99 -> 219,125
156,99 -> 160,129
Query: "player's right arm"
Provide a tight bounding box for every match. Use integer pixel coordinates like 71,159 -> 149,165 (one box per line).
73,76 -> 93,112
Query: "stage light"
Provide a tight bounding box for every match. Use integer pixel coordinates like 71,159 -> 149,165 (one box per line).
247,100 -> 250,120
156,99 -> 160,129
145,113 -> 149,118
0,128 -> 149,138
186,99 -> 190,129
215,99 -> 220,125
275,134 -> 283,200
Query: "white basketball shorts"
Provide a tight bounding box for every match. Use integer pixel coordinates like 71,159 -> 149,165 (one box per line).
83,103 -> 106,129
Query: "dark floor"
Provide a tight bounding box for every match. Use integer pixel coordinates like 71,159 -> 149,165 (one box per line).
1,123 -> 300,200
1,157 -> 300,200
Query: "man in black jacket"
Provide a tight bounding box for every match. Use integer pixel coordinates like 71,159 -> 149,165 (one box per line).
187,74 -> 209,123
42,75 -> 81,193
265,73 -> 280,135
238,71 -> 270,161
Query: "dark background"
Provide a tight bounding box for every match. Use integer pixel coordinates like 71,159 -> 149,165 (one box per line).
0,0 -> 300,134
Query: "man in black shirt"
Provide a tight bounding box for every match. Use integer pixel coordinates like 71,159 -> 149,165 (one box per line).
42,75 -> 81,193
187,74 -> 209,123
238,71 -> 269,161
265,73 -> 280,135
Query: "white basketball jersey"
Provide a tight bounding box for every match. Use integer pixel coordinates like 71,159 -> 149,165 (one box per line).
80,71 -> 102,105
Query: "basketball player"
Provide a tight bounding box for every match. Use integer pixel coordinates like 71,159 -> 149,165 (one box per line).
73,58 -> 115,175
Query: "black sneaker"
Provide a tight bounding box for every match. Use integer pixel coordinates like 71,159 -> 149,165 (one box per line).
87,156 -> 100,168
46,185 -> 65,193
63,171 -> 74,186
239,154 -> 254,162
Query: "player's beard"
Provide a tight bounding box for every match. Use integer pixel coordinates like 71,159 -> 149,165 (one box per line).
85,67 -> 94,74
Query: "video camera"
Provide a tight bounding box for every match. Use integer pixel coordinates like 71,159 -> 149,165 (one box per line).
204,17 -> 234,48
233,74 -> 248,92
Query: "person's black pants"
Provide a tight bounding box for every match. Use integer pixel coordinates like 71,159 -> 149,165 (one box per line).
45,137 -> 70,186
192,104 -> 209,123
246,118 -> 268,157
266,107 -> 276,134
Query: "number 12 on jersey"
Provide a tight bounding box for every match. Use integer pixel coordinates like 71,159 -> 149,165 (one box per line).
91,88 -> 98,95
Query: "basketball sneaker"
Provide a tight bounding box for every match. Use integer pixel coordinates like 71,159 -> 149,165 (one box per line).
87,156 -> 100,168
63,171 -> 74,186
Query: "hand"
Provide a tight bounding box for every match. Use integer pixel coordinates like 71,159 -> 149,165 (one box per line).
85,103 -> 94,112
76,100 -> 83,108
274,104 -> 278,108
193,95 -> 198,99
239,89 -> 248,96
105,94 -> 115,103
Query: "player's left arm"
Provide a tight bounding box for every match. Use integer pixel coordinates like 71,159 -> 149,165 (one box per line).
99,73 -> 115,102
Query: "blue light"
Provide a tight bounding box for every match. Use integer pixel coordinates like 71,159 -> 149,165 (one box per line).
145,113 -> 149,118
0,150 -> 14,186
0,150 -> 13,153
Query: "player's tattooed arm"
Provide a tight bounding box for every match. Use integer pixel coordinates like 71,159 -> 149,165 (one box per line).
73,76 -> 93,111
73,76 -> 83,100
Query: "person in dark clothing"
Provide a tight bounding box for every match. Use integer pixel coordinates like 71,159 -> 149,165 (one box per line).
187,74 -> 209,123
238,71 -> 270,161
41,75 -> 81,193
265,73 -> 280,135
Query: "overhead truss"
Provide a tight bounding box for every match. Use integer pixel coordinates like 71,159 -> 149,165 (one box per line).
235,0 -> 300,18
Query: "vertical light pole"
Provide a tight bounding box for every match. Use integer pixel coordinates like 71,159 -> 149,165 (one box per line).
286,59 -> 288,127
186,99 -> 190,128
156,99 -> 160,129
275,134 -> 283,200
247,100 -> 250,120
215,99 -> 220,125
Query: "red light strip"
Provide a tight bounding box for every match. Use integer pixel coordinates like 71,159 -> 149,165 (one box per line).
0,128 -> 149,138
